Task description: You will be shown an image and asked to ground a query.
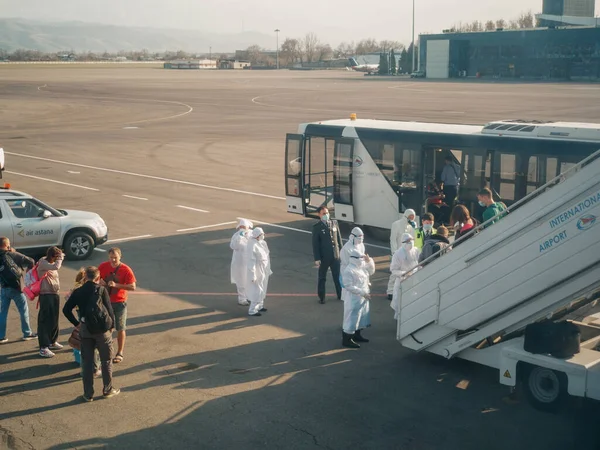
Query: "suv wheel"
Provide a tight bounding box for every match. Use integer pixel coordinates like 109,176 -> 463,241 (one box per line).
64,231 -> 94,260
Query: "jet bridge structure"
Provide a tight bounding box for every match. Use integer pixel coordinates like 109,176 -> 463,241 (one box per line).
393,150 -> 600,410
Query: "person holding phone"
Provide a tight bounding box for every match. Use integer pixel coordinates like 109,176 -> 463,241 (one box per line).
99,247 -> 136,364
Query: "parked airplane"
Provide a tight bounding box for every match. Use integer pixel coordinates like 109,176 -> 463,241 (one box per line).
347,57 -> 378,74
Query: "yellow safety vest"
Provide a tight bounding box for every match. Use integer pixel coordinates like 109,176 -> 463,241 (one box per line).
416,228 -> 437,249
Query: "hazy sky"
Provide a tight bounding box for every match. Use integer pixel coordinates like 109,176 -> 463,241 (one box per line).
1,0 -> 599,44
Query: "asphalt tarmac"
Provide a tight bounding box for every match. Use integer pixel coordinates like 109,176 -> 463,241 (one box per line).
1,66 -> 599,450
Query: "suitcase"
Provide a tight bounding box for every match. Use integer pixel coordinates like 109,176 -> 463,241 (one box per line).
524,320 -> 581,358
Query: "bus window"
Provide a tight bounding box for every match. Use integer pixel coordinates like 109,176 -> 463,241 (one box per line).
493,152 -> 517,203
397,148 -> 422,212
527,156 -> 538,194
560,161 -> 576,175
381,144 -> 395,183
334,142 -> 353,204
547,158 -> 558,179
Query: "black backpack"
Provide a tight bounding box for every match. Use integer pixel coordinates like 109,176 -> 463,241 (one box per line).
0,252 -> 23,287
83,286 -> 113,334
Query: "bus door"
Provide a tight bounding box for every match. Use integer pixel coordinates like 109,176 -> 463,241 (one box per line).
333,139 -> 355,222
303,136 -> 335,217
285,134 -> 305,215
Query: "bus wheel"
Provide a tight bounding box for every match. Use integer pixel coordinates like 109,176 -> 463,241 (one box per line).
524,365 -> 568,413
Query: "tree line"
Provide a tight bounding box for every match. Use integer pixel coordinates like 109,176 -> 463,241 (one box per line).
448,11 -> 537,33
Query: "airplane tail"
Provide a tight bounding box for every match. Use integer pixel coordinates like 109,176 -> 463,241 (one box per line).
348,57 -> 359,67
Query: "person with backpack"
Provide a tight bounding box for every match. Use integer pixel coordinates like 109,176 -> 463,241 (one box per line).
63,266 -> 120,402
0,237 -> 36,344
38,246 -> 65,358
419,226 -> 451,266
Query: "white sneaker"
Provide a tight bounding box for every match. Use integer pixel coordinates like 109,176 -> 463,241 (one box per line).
40,348 -> 55,358
0,338 -> 8,344
49,342 -> 63,350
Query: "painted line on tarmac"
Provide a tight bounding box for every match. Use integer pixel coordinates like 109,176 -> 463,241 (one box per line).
5,171 -> 100,191
124,291 -> 388,297
242,217 -> 390,251
177,221 -> 237,232
94,248 -> 107,253
123,194 -> 148,201
5,152 -> 286,201
176,205 -> 209,213
125,100 -> 194,125
105,234 -> 153,244
37,84 -> 47,91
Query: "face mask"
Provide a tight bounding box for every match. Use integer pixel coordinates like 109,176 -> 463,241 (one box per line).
321,213 -> 330,222
478,201 -> 486,207
355,237 -> 364,244
258,235 -> 265,241
423,224 -> 433,232
408,221 -> 416,228
403,242 -> 414,250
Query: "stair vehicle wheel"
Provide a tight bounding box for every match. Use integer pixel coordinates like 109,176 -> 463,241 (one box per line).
64,231 -> 95,261
524,366 -> 568,412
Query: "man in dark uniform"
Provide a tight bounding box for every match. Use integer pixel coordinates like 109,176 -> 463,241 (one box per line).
312,206 -> 343,304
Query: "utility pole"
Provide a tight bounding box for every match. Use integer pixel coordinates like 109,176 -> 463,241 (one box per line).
275,29 -> 280,69
412,0 -> 416,73
209,46 -> 212,61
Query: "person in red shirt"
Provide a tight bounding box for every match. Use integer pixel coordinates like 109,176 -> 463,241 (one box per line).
99,247 -> 136,364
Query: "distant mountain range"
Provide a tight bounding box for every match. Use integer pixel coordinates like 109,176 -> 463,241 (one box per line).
0,18 -> 275,53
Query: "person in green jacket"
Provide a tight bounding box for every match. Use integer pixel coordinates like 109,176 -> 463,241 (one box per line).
477,187 -> 507,228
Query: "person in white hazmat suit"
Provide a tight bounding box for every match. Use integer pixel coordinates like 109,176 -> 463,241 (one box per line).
387,209 -> 417,300
245,227 -> 272,317
339,227 -> 366,288
390,233 -> 421,320
341,248 -> 376,349
230,219 -> 253,306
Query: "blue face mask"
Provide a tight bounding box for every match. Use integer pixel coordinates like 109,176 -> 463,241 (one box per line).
478,201 -> 486,207
321,213 -> 330,222
408,220 -> 416,228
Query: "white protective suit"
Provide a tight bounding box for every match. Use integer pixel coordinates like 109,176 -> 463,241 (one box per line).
230,219 -> 253,305
341,248 -> 376,334
245,227 -> 273,316
387,209 -> 417,295
340,227 -> 366,277
390,233 -> 421,320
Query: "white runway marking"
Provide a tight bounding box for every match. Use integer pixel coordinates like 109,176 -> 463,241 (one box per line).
242,218 -> 311,234
67,171 -> 80,174
177,221 -> 237,232
105,235 -> 152,244
123,194 -> 148,201
177,205 -> 209,213
125,100 -> 193,125
37,84 -> 47,91
123,126 -> 139,129
5,171 -> 99,191
94,248 -> 107,253
242,217 -> 390,251
6,152 -> 286,201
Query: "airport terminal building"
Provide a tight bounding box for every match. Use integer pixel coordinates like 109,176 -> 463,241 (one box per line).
419,26 -> 600,80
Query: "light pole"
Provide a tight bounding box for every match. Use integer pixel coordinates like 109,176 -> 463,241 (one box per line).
411,0 -> 416,73
275,29 -> 280,69
209,46 -> 212,61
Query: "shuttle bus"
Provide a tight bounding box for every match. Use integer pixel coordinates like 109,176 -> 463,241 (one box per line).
284,117 -> 600,230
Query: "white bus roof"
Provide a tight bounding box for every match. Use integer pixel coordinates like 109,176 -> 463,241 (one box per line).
305,118 -> 600,142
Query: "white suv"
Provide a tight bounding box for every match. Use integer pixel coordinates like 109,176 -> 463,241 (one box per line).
0,188 -> 108,260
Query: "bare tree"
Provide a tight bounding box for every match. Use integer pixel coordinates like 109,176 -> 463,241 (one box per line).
485,20 -> 496,31
334,41 -> 355,58
470,20 -> 483,32
508,19 -> 519,29
355,38 -> 379,55
518,11 -> 535,28
379,40 -> 403,53
280,38 -> 302,65
316,43 -> 333,61
495,19 -> 507,28
246,45 -> 263,65
302,32 -> 319,63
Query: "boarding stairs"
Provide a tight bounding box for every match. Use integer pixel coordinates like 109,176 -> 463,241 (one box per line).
395,150 -> 600,359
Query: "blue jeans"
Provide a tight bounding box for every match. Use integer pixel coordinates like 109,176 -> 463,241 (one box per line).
0,287 -> 33,339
